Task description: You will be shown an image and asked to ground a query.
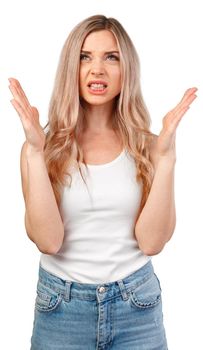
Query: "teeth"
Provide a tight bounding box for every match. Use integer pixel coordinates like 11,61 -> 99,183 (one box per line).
89,83 -> 107,90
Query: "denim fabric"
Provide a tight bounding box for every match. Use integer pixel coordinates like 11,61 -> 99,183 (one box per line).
30,260 -> 168,349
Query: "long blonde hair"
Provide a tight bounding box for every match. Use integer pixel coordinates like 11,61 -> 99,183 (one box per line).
43,14 -> 155,220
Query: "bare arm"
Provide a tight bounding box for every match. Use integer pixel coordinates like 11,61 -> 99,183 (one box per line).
135,156 -> 176,256
135,87 -> 197,256
9,78 -> 64,254
21,142 -> 64,254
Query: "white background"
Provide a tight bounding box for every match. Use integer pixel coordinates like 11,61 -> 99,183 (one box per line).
0,0 -> 202,348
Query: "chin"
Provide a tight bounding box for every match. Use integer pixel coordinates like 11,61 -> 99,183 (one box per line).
81,95 -> 117,106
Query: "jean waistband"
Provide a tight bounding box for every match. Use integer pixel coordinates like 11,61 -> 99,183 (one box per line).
38,260 -> 154,303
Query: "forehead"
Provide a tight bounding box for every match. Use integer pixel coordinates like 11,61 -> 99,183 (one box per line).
81,30 -> 118,52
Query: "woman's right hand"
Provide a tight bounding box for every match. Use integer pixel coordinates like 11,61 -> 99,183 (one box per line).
9,77 -> 46,153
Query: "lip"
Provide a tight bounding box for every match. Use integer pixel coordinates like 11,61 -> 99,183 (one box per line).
87,85 -> 108,95
87,80 -> 108,87
87,80 -> 108,95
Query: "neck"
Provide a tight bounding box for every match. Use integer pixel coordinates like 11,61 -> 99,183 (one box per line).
81,100 -> 116,133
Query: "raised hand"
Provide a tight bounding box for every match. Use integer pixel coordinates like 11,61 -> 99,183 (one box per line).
155,87 -> 198,160
9,77 -> 46,152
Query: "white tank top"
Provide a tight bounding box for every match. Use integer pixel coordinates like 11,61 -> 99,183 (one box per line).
40,148 -> 151,283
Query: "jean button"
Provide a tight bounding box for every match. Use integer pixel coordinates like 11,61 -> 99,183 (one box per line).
98,286 -> 106,293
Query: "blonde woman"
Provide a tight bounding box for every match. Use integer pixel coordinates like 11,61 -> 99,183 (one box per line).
9,14 -> 197,350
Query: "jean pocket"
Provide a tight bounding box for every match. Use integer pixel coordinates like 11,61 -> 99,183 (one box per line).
129,272 -> 162,309
35,279 -> 62,312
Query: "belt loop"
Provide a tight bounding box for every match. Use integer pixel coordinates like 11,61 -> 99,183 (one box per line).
64,281 -> 72,302
117,279 -> 129,301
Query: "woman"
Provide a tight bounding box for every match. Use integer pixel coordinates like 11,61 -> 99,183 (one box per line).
9,14 -> 197,350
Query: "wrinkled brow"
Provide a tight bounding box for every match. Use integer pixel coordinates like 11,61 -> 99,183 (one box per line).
80,50 -> 120,54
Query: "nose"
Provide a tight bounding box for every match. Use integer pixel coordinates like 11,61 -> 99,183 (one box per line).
90,58 -> 105,76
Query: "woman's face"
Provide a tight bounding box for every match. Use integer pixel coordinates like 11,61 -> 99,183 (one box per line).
79,30 -> 121,106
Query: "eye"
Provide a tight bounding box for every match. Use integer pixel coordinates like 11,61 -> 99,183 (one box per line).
80,54 -> 89,61
107,54 -> 119,61
80,53 -> 119,61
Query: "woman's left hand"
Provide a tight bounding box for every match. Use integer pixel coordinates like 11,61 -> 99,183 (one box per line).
155,87 -> 198,161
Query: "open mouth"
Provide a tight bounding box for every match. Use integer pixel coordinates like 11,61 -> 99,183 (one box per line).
87,83 -> 108,91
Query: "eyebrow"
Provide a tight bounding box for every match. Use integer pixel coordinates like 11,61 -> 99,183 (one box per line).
80,50 -> 120,55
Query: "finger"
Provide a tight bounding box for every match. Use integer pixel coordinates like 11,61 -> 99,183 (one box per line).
9,83 -> 23,102
32,106 -> 39,120
172,92 -> 197,115
174,105 -> 190,121
10,98 -> 30,124
177,87 -> 198,108
9,84 -> 31,117
9,79 -> 31,107
178,92 -> 197,110
8,78 -> 32,110
12,79 -> 31,104
9,83 -> 33,118
168,106 -> 190,130
179,87 -> 198,103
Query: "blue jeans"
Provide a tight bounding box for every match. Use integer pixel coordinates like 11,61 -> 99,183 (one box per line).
30,260 -> 168,349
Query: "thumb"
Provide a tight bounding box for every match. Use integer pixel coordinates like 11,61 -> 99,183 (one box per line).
31,106 -> 40,122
